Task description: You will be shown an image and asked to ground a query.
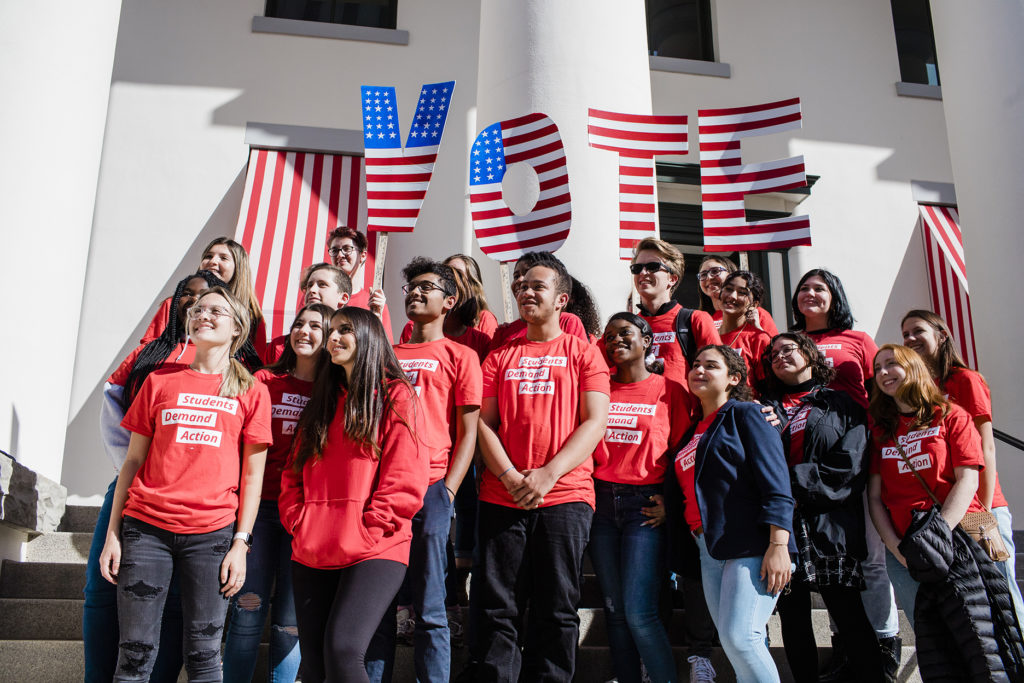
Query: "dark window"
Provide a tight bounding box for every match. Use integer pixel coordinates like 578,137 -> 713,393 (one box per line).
890,0 -> 940,85
646,0 -> 715,62
266,0 -> 397,30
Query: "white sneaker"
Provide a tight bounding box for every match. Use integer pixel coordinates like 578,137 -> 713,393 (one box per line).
396,606 -> 416,646
687,655 -> 716,683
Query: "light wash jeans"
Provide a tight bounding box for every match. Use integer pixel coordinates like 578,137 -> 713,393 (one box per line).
861,495 -> 901,638
696,535 -> 792,683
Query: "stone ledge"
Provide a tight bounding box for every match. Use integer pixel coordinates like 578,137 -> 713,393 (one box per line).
0,452 -> 67,535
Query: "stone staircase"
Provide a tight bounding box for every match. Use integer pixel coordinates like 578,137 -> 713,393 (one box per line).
0,504 -> 960,681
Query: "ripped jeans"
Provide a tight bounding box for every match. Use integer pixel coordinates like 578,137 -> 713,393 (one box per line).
114,516 -> 234,682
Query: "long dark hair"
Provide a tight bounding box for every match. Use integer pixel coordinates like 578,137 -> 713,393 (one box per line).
604,311 -> 662,375
122,271 -> 226,409
758,332 -> 836,397
791,268 -> 855,332
900,309 -> 972,384
567,276 -> 601,338
292,307 -> 414,470
697,255 -> 738,312
264,303 -> 335,375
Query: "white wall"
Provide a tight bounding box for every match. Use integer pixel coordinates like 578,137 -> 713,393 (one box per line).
0,1 -> 122,483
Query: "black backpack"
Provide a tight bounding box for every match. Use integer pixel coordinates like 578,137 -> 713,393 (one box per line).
674,306 -> 698,368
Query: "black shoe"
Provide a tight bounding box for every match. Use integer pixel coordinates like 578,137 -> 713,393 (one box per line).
879,635 -> 902,683
819,634 -> 853,683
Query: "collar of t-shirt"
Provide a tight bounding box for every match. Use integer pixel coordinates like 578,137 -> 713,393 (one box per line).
638,301 -> 678,317
696,406 -> 721,433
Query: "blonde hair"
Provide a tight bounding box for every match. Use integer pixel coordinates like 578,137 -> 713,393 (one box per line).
201,238 -> 264,328
868,344 -> 949,440
632,237 -> 685,293
191,287 -> 255,398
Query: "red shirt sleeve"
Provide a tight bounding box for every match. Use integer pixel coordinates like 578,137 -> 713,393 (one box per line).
400,321 -> 413,344
476,310 -> 499,338
140,297 -> 173,344
279,448 -> 304,534
579,343 -> 612,395
241,381 -> 273,446
944,370 -> 992,422
691,310 -> 723,348
108,344 -> 146,386
455,347 -> 483,407
946,405 -> 985,470
758,307 -> 780,337
559,312 -> 588,340
859,331 -> 879,380
481,350 -> 501,399
666,379 -> 693,447
121,375 -> 158,437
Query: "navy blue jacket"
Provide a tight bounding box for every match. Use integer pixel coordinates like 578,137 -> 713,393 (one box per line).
665,399 -> 796,564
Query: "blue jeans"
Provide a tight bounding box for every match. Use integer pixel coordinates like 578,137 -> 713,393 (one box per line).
454,464 -> 478,560
696,534 -> 790,683
884,549 -> 918,628
588,480 -> 675,683
83,479 -> 183,683
114,517 -> 233,682
861,496 -> 900,638
992,505 -> 1024,624
222,500 -> 300,683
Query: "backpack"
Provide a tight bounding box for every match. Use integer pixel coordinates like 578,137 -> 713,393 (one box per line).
674,306 -> 698,368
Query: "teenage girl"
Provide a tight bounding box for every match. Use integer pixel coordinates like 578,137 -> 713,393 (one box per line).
716,270 -> 772,390
695,255 -> 779,336
281,307 -> 428,683
901,309 -> 1024,620
143,237 -> 266,362
222,303 -> 334,682
592,312 -> 690,683
99,287 -> 272,682
444,252 -> 498,338
666,345 -> 794,683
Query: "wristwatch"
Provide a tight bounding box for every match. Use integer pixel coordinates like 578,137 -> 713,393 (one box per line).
233,532 -> 253,550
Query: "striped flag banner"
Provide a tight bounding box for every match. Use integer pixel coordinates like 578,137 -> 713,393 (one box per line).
470,113 -> 572,263
587,109 -> 688,259
697,97 -> 811,251
234,148 -> 366,340
362,81 -> 454,233
919,204 -> 977,368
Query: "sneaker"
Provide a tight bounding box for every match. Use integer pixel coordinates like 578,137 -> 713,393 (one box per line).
396,606 -> 416,646
447,606 -> 464,648
688,655 -> 716,683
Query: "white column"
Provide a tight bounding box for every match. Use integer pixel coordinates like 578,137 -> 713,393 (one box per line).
475,0 -> 655,320
929,1 -> 1024,487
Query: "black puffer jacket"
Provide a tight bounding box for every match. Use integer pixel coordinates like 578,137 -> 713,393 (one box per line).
760,386 -> 868,588
900,506 -> 1024,682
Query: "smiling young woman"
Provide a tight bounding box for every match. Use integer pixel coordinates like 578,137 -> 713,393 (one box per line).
696,255 -> 779,336
717,270 -> 772,391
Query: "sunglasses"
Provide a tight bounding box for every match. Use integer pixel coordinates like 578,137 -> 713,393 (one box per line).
629,261 -> 673,276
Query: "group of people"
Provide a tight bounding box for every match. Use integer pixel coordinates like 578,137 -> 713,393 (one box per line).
83,228 -> 1024,683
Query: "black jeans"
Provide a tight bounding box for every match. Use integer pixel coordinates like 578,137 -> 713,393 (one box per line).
475,501 -> 593,683
292,559 -> 407,683
777,581 -> 884,683
114,517 -> 234,682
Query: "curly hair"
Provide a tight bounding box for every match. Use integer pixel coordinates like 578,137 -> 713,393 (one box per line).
693,344 -> 753,405
757,332 -> 836,396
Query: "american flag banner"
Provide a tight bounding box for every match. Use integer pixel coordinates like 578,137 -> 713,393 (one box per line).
362,81 -> 455,233
697,97 -> 810,252
919,204 -> 978,368
470,113 -> 572,263
587,108 -> 688,259
234,148 -> 366,340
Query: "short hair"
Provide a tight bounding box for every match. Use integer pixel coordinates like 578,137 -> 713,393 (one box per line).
301,263 -> 352,295
693,344 -> 753,403
327,226 -> 368,253
722,270 -> 765,306
401,257 -> 457,297
632,237 -> 685,293
792,268 -> 855,331
519,251 -> 571,296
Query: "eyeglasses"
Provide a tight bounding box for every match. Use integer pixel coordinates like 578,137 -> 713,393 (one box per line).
188,305 -> 232,320
328,245 -> 360,257
629,261 -> 673,276
696,266 -> 729,281
770,345 -> 801,362
402,281 -> 448,295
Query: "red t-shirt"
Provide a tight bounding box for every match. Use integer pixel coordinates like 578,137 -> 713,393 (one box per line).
940,368 -> 1005,508
349,288 -> 394,343
393,338 -> 483,484
398,324 -> 492,364
400,310 -> 498,345
712,307 -> 779,337
120,366 -> 273,533
719,325 -> 772,388
253,370 -> 311,502
108,342 -> 196,387
870,404 -> 985,536
806,329 -> 878,409
675,409 -> 719,533
489,312 -> 587,352
782,392 -> 813,467
593,375 -> 692,486
141,296 -> 268,360
263,335 -> 287,365
480,333 -> 610,509
638,303 -> 721,388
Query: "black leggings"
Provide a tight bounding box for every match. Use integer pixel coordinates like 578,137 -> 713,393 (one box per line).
777,581 -> 884,683
292,559 -> 407,683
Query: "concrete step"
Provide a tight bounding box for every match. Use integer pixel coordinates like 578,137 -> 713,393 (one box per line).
24,531 -> 92,564
0,640 -> 922,683
0,560 -> 85,599
57,504 -> 101,534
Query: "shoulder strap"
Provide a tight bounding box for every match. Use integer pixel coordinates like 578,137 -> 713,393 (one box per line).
892,440 -> 942,506
674,307 -> 697,367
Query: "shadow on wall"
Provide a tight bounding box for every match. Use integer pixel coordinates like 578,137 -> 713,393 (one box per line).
61,170 -> 247,500
874,217 -> 932,346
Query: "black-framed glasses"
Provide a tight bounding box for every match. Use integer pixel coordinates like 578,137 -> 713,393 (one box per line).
696,266 -> 729,281
402,281 -> 448,295
770,345 -> 800,362
629,261 -> 672,276
328,245 -> 360,257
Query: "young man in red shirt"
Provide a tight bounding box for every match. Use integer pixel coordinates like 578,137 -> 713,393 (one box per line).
263,262 -> 350,364
475,252 -> 610,681
327,226 -> 393,340
374,258 -> 482,682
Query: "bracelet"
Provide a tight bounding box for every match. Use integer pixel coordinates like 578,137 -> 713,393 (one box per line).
445,486 -> 456,499
768,540 -> 788,546
497,466 -> 515,480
